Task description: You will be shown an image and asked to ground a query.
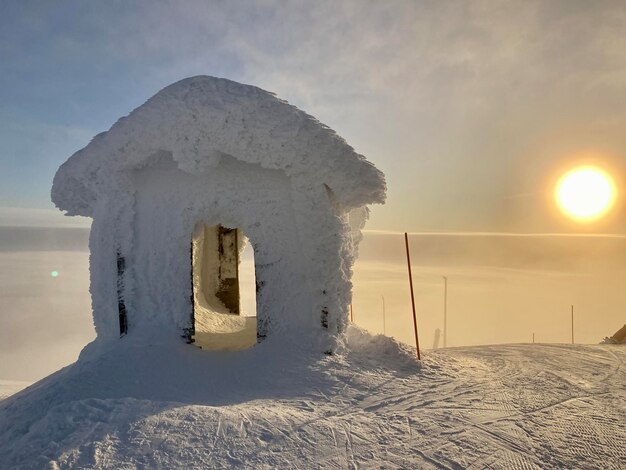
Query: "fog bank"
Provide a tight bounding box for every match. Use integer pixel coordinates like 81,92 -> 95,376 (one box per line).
1,228 -> 624,381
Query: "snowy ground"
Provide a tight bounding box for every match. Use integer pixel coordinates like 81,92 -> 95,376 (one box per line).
1,327 -> 624,469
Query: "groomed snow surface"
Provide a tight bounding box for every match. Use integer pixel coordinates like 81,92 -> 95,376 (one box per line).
1,328 -> 625,469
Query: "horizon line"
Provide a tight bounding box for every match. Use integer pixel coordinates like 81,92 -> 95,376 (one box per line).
363,230 -> 626,239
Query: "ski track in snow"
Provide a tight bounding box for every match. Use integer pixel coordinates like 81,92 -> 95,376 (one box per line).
1,333 -> 625,469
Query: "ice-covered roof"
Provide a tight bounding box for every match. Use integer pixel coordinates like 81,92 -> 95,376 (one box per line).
52,76 -> 386,216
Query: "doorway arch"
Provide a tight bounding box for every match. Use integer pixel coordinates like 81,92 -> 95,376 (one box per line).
190,222 -> 257,350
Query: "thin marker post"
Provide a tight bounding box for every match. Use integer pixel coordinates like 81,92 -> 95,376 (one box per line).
382,295 -> 386,335
404,232 -> 421,360
443,276 -> 448,348
571,305 -> 574,344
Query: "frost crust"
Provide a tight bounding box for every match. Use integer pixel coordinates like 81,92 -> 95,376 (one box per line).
50,76 -> 386,351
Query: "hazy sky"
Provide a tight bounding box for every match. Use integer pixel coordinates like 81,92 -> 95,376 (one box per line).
2,0 -> 625,233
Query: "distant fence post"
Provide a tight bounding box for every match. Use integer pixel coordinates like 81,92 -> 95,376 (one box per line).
404,232 -> 421,360
571,305 -> 574,344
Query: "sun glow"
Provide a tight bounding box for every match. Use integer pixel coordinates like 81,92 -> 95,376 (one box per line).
555,166 -> 616,222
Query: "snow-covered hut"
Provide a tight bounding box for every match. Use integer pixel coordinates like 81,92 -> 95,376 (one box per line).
52,76 -> 386,353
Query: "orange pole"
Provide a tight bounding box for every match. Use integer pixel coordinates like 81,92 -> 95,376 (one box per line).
404,232 -> 421,360
350,304 -> 353,322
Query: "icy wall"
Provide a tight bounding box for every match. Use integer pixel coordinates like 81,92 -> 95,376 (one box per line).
51,76 -> 386,352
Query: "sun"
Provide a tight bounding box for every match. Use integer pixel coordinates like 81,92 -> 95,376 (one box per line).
555,166 -> 617,222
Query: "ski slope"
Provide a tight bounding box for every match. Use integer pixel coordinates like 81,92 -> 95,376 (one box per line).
1,328 -> 624,469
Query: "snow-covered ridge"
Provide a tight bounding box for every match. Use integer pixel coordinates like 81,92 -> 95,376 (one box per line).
52,76 -> 386,217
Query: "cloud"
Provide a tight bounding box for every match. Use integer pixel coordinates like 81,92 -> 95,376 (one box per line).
198,0 -> 626,233
2,0 -> 625,232
357,230 -> 626,271
0,207 -> 91,228
0,251 -> 93,381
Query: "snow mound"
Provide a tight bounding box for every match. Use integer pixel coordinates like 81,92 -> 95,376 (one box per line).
1,339 -> 625,468
343,324 -> 420,372
601,336 -> 626,344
